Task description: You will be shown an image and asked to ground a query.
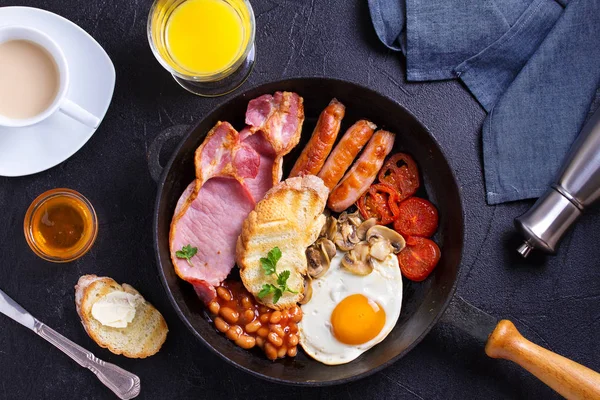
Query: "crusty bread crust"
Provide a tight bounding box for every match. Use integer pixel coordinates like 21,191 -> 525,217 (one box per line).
236,176 -> 329,310
75,275 -> 168,359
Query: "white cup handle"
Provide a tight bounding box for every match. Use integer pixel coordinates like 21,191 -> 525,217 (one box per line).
59,98 -> 100,128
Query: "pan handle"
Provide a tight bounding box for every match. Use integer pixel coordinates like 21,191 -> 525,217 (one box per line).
147,125 -> 190,183
486,320 -> 600,399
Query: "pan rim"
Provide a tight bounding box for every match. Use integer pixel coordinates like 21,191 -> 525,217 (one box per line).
153,76 -> 466,386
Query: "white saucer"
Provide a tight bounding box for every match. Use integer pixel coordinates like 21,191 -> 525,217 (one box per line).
0,7 -> 115,177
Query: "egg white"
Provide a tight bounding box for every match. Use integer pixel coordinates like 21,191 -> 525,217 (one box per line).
299,250 -> 403,365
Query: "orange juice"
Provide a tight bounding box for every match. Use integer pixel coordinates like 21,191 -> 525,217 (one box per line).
149,0 -> 255,95
165,0 -> 246,75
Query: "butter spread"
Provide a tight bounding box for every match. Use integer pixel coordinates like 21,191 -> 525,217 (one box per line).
91,291 -> 143,328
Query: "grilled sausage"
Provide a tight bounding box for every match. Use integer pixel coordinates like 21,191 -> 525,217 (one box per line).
289,99 -> 345,177
327,130 -> 395,212
317,119 -> 376,190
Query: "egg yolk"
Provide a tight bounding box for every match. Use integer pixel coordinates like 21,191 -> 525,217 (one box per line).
330,294 -> 386,345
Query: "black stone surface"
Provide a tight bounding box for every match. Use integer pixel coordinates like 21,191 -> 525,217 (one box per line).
0,1 -> 598,399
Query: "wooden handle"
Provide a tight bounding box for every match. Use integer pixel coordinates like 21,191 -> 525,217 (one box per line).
486,320 -> 600,399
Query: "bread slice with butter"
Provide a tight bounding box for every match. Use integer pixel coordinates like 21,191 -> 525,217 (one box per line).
237,175 -> 329,310
75,275 -> 168,358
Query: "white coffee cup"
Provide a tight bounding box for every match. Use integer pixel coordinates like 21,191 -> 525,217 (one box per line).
0,25 -> 100,128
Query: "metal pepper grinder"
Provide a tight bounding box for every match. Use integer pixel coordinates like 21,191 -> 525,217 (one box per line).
515,106 -> 600,257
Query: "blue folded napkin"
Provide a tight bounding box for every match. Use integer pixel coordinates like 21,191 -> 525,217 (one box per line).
369,0 -> 600,204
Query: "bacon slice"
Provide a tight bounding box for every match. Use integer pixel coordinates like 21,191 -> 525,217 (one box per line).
169,92 -> 304,302
245,92 -> 304,155
189,121 -> 260,192
245,91 -> 304,184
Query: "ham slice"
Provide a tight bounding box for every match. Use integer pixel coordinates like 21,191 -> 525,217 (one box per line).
241,132 -> 277,204
170,92 -> 304,303
171,179 -> 256,302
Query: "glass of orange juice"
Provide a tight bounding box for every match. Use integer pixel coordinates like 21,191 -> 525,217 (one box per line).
148,0 -> 255,97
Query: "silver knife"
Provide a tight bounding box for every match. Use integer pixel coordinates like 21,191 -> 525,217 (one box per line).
0,288 -> 140,399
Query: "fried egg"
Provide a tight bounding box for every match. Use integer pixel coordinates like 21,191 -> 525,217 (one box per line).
298,251 -> 403,365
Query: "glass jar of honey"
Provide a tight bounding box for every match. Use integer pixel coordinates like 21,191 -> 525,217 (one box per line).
24,188 -> 98,262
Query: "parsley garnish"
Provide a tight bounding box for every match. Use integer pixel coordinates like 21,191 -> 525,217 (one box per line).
257,247 -> 297,304
176,244 -> 198,266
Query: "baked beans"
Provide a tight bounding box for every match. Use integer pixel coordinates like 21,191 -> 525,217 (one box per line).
267,331 -> 283,347
214,317 -> 229,333
245,320 -> 261,333
241,296 -> 253,309
264,342 -> 277,360
207,280 -> 303,361
208,301 -> 220,315
257,327 -> 270,338
287,346 -> 297,357
235,334 -> 256,349
277,345 -> 288,358
242,309 -> 255,323
271,324 -> 285,338
220,307 -> 239,324
216,286 -> 232,301
287,333 -> 299,347
226,325 -> 243,341
270,311 -> 282,324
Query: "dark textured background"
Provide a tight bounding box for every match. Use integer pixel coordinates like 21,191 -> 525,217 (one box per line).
0,1 -> 598,399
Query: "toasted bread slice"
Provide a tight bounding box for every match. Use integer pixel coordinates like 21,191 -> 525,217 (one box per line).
75,275 -> 168,358
237,175 -> 329,310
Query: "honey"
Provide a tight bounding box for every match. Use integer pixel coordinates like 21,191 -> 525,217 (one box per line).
24,189 -> 98,262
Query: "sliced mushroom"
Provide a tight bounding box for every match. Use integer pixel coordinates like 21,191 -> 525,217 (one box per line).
325,216 -> 338,241
341,242 -> 373,275
306,245 -> 329,279
347,211 -> 363,227
338,210 -> 362,227
319,215 -> 338,241
334,221 -> 360,251
306,237 -> 337,279
369,240 -> 395,261
337,211 -> 349,224
356,218 -> 377,241
333,232 -> 350,251
299,277 -> 313,305
329,217 -> 339,240
366,225 -> 406,254
317,237 -> 337,260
